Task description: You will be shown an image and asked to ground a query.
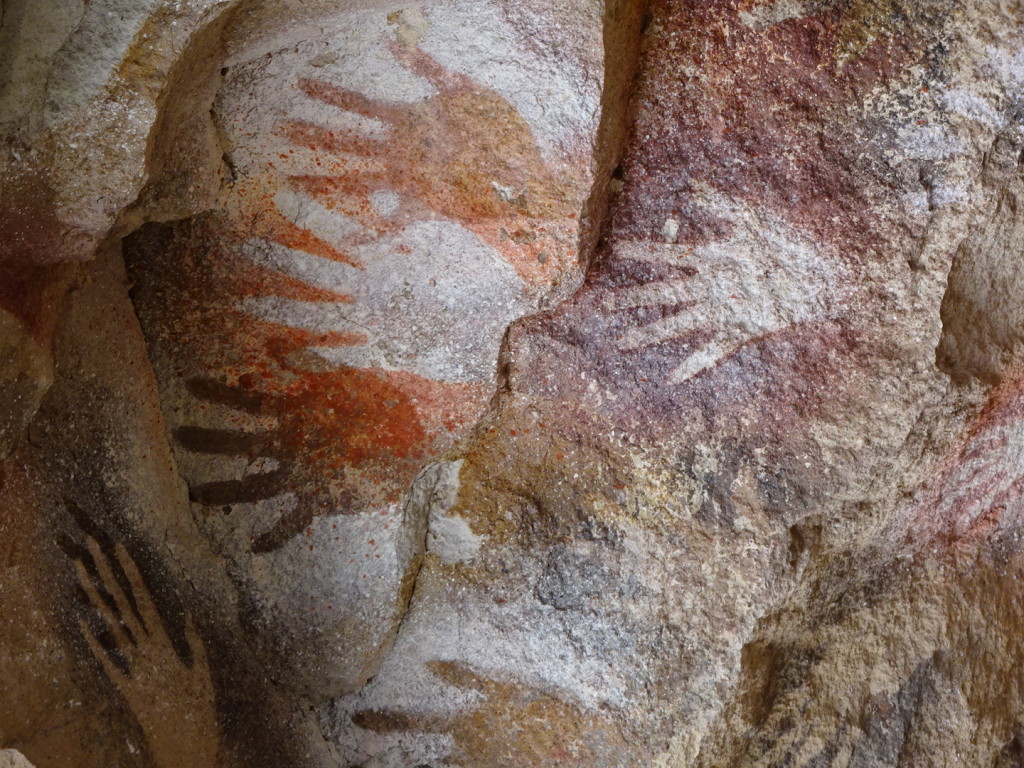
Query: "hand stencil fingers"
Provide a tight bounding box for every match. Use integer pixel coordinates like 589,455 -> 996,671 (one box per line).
188,467 -> 291,506
279,119 -> 386,158
114,543 -> 162,639
86,538 -> 147,641
183,612 -> 210,673
78,615 -> 124,682
384,38 -> 473,92
69,523 -> 221,767
272,131 -> 387,180
617,311 -> 700,351
425,660 -> 497,695
297,77 -> 403,124
75,548 -> 135,651
669,338 -> 741,384
251,504 -> 318,554
351,707 -> 448,736
173,425 -> 277,457
185,378 -> 265,413
256,203 -> 359,265
74,538 -> 150,679
605,278 -> 703,313
287,176 -> 396,236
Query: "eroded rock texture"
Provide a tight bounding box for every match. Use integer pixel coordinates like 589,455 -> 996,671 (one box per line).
5,0 -> 1024,766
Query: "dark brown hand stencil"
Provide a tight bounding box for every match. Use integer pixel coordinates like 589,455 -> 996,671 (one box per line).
352,660 -> 628,766
74,537 -> 219,768
174,369 -> 426,553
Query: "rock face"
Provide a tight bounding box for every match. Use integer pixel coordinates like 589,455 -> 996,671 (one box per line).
6,0 -> 1024,766
123,0 -> 605,699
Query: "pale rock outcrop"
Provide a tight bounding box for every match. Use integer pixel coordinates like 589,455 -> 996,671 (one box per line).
0,751 -> 36,768
122,0 -> 611,702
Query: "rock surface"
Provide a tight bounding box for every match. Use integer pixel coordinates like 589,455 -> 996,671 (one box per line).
0,751 -> 37,768
5,0 -> 1024,766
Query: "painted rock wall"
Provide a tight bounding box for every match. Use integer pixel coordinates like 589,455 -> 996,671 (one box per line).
6,0 -> 1024,767
124,0 -> 608,701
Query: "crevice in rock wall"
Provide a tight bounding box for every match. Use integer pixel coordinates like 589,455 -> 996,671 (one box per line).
364,0 -> 653,684
493,0 -> 650,393
114,4 -> 246,235
573,0 -> 652,275
378,0 -> 652,659
937,116 -> 1024,385
378,460 -> 459,672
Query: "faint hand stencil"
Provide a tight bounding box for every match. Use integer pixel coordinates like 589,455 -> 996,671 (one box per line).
605,207 -> 845,384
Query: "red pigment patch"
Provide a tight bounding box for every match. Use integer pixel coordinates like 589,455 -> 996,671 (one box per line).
128,209 -> 495,552
614,0 -> 932,259
0,263 -> 76,342
968,370 -> 1024,437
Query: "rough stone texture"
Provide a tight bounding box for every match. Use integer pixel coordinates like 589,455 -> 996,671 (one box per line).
7,0 -> 1024,767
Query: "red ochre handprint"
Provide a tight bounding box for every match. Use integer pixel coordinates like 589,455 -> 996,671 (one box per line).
172,324 -> 485,554
132,207 -> 491,554
228,38 -> 584,287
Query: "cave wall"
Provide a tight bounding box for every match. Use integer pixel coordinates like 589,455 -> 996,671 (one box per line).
4,1 -> 1024,767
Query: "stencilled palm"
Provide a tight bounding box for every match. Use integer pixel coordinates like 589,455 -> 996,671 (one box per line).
174,359 -> 439,554
231,38 -> 582,284
74,537 -> 219,768
603,215 -> 846,385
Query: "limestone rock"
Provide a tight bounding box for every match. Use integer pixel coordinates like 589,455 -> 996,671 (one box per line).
7,0 -> 1024,766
